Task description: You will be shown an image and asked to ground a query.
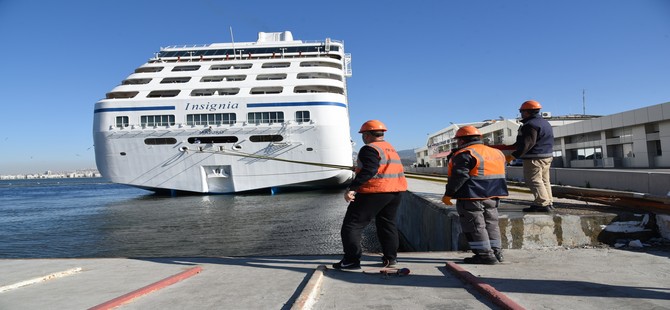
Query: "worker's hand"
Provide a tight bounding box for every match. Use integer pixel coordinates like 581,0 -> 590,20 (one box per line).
505,154 -> 514,164
344,190 -> 356,203
441,195 -> 453,205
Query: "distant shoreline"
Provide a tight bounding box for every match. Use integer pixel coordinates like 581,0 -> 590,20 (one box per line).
0,170 -> 101,180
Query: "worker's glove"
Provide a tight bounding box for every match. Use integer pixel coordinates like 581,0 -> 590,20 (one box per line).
505,154 -> 514,164
441,195 -> 453,205
344,190 -> 356,203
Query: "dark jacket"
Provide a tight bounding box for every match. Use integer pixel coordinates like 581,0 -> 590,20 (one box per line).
512,113 -> 554,159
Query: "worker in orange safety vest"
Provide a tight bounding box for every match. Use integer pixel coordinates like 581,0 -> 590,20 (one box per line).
442,125 -> 508,264
333,120 -> 408,270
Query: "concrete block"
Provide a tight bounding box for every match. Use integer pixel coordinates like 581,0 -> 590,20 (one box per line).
520,216 -> 559,249
657,214 -> 670,239
558,215 -> 592,247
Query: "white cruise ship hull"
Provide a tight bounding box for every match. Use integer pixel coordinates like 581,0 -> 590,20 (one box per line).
93,32 -> 354,194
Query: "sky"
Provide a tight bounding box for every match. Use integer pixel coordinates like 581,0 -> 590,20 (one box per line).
1,0 -> 669,174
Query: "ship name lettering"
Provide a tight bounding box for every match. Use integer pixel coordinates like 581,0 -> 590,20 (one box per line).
185,102 -> 239,112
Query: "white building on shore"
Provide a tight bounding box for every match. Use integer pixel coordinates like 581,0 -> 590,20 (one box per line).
554,101 -> 670,168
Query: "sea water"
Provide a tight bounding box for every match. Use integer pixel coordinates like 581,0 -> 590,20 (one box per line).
0,178 -> 380,258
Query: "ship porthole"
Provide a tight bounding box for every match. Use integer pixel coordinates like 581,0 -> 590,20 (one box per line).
120,152 -> 127,156
179,146 -> 189,152
233,145 -> 242,150
306,148 -> 314,151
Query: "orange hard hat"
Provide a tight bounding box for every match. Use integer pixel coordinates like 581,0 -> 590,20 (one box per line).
358,120 -> 388,133
519,100 -> 542,110
454,125 -> 482,138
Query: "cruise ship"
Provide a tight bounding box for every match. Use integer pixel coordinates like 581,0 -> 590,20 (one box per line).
93,31 -> 354,194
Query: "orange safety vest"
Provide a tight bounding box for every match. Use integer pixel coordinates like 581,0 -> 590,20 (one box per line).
355,141 -> 408,193
447,143 -> 508,199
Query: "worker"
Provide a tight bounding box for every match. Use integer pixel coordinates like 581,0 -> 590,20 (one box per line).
511,100 -> 555,212
442,126 -> 508,264
333,120 -> 408,269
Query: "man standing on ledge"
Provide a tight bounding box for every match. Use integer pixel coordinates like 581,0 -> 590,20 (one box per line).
333,120 -> 408,270
442,126 -> 508,264
511,100 -> 555,212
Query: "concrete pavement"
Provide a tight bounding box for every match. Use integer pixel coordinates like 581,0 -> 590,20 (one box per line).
1,249 -> 669,309
2,178 -> 669,309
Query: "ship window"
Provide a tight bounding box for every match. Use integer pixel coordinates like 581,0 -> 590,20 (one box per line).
249,135 -> 283,142
202,76 -> 225,82
122,78 -> 152,85
209,63 -> 252,70
187,113 -> 236,125
106,91 -> 139,99
210,64 -> 232,70
256,74 -> 287,81
261,62 -> 290,68
300,61 -> 342,69
294,85 -> 344,95
297,72 -> 342,81
161,77 -> 191,83
218,88 -> 240,95
232,63 -> 252,69
116,116 -> 129,128
295,111 -> 310,123
188,136 -> 238,144
248,112 -> 284,124
250,87 -> 283,95
147,90 -> 180,98
191,89 -> 215,96
201,75 -> 246,82
141,115 -> 176,127
144,138 -> 178,145
135,66 -> 163,73
172,65 -> 201,72
190,88 -> 240,96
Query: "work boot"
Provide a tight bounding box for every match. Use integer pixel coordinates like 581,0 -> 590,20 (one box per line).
493,249 -> 504,263
382,257 -> 398,268
332,259 -> 360,270
463,255 -> 498,265
522,205 -> 552,213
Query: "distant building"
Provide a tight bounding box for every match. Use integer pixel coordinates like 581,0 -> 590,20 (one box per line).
415,101 -> 670,170
415,115 -> 591,168
554,101 -> 670,168
415,119 -> 516,168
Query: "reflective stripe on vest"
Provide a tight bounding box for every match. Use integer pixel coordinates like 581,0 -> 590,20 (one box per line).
355,141 -> 408,193
460,146 -> 506,180
448,144 -> 508,199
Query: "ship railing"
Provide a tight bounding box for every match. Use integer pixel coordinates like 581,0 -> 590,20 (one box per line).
160,39 -> 342,50
149,51 -> 343,63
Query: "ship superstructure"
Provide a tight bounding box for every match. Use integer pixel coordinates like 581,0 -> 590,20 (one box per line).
93,31 -> 354,193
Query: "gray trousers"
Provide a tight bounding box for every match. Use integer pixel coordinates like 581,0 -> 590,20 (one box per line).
456,199 -> 501,256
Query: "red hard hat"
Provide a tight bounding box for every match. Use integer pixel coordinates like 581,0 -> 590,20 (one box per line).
454,125 -> 482,138
520,100 -> 542,110
358,120 -> 388,133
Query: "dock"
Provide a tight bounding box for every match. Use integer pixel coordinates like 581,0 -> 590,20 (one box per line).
1,178 -> 669,309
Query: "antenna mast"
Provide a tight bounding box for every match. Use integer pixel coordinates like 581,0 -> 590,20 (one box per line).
582,89 -> 586,115
230,27 -> 236,58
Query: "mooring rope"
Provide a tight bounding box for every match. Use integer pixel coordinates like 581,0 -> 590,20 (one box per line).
192,148 -> 435,180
